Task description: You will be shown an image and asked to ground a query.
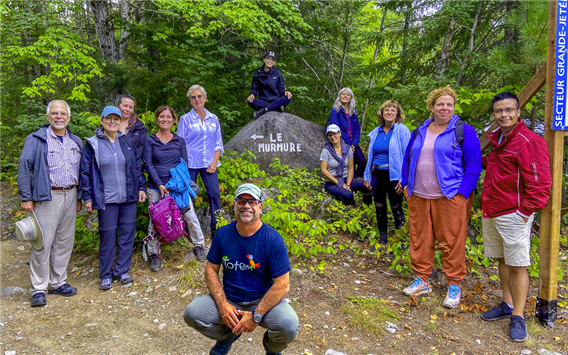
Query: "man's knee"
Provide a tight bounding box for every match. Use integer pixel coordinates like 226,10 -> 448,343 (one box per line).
183,302 -> 201,328
277,318 -> 299,343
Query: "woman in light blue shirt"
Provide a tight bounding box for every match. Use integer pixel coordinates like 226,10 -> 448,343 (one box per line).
178,85 -> 224,237
363,100 -> 411,245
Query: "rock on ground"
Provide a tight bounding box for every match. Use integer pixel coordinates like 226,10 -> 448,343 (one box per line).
0,286 -> 27,298
224,111 -> 326,174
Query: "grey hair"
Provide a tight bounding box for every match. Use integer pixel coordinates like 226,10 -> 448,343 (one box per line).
46,100 -> 71,116
187,85 -> 207,100
332,88 -> 356,115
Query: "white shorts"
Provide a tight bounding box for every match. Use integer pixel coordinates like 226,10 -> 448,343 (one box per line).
482,212 -> 534,267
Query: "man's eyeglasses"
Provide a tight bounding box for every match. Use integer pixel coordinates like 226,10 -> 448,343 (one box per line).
493,107 -> 519,116
236,197 -> 259,206
190,95 -> 203,100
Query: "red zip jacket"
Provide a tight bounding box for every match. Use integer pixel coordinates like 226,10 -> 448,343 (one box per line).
481,121 -> 551,219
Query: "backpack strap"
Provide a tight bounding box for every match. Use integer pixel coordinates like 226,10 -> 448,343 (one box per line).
453,119 -> 465,148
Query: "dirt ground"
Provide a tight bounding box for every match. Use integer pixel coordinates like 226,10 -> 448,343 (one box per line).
1,180 -> 567,355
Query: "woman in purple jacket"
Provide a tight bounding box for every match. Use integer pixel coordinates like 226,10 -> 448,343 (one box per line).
326,88 -> 366,177
400,86 -> 482,309
143,106 -> 205,271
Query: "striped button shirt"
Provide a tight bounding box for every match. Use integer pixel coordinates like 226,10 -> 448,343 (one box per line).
45,126 -> 81,187
178,109 -> 224,169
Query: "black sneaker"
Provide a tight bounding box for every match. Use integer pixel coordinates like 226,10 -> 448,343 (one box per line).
48,283 -> 77,297
253,108 -> 266,119
150,254 -> 161,272
210,333 -> 241,355
195,246 -> 206,262
510,315 -> 528,342
481,301 -> 513,321
31,292 -> 46,307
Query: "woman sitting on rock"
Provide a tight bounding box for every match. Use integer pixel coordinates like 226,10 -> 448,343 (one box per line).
320,124 -> 372,206
143,106 -> 205,270
247,51 -> 292,119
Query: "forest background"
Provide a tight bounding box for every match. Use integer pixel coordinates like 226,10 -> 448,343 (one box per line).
1,0 -> 555,158
2,0 -> 568,271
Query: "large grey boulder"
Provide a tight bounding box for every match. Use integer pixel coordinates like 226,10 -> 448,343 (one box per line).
0,286 -> 27,298
224,111 -> 326,174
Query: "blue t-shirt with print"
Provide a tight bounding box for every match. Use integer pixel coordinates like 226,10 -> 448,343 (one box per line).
207,222 -> 291,303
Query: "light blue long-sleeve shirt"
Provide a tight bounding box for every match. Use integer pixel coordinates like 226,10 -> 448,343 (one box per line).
363,123 -> 411,182
177,109 -> 224,169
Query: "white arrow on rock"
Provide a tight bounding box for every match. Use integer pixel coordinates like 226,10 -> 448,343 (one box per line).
250,134 -> 264,140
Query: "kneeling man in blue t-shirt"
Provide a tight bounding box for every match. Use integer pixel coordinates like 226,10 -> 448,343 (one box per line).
184,183 -> 299,355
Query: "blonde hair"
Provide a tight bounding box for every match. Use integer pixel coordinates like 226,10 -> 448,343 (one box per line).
426,85 -> 456,110
377,100 -> 405,126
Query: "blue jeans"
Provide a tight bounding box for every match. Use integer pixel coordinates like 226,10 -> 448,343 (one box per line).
188,168 -> 222,232
324,178 -> 372,206
97,202 -> 137,279
248,96 -> 292,112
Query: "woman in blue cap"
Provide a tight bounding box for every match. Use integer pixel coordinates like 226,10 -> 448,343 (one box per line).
247,51 -> 293,119
80,106 -> 147,291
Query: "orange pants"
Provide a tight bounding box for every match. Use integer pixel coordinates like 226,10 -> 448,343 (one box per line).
405,192 -> 474,286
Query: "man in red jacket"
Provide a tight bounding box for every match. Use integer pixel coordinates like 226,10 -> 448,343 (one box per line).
480,92 -> 551,342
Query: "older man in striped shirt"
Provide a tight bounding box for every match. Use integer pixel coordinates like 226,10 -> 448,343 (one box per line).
18,100 -> 83,307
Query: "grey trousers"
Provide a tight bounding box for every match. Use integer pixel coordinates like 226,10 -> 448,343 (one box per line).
146,189 -> 204,256
184,295 -> 299,353
30,187 -> 78,295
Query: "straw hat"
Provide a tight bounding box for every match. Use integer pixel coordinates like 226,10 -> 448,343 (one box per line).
15,211 -> 44,250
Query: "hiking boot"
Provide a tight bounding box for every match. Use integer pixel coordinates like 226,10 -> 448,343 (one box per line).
100,278 -> 112,290
120,273 -> 134,284
253,108 -> 267,119
48,283 -> 77,297
510,315 -> 528,342
150,254 -> 161,272
443,284 -> 461,308
481,301 -> 513,321
403,277 -> 431,296
195,246 -> 206,262
210,333 -> 241,355
31,292 -> 46,307
379,230 -> 388,245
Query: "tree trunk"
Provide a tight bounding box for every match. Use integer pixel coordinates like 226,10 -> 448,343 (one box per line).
117,0 -> 130,62
400,5 -> 412,84
89,0 -> 117,64
458,1 -> 483,85
434,20 -> 456,80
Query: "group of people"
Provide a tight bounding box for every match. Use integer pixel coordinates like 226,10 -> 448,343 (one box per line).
16,48 -> 552,354
18,83 -> 224,297
320,86 -> 551,343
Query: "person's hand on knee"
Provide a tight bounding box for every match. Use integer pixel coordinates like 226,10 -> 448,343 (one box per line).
219,302 -> 240,329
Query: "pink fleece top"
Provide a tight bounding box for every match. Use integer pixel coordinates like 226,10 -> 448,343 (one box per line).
413,128 -> 445,199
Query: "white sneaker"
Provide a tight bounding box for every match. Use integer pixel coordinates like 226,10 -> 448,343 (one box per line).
443,284 -> 461,308
403,277 -> 432,296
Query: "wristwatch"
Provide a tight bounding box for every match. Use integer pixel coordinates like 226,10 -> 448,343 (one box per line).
252,310 -> 263,323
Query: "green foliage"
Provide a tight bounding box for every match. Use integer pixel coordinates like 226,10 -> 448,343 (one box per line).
73,214 -> 99,253
342,296 -> 401,336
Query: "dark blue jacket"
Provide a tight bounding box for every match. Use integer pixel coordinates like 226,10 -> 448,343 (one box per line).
126,117 -> 148,159
143,133 -> 189,190
80,130 -> 146,210
249,66 -> 287,102
327,107 -> 361,147
18,125 -> 83,202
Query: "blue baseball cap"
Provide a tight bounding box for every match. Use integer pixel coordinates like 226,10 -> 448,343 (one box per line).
101,106 -> 122,118
264,51 -> 276,59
